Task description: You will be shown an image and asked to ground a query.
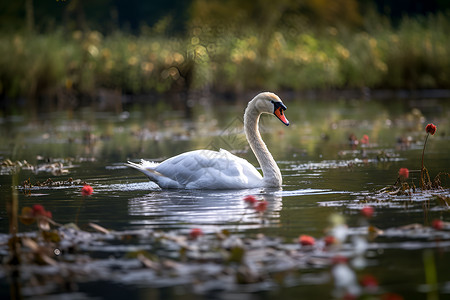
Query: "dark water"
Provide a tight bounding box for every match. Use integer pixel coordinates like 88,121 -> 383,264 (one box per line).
0,96 -> 449,299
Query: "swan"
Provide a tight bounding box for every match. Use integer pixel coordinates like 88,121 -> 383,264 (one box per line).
126,92 -> 289,189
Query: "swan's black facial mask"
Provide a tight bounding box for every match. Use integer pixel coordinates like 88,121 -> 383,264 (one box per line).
272,101 -> 289,126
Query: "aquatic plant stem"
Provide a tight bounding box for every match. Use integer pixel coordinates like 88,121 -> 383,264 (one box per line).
7,174 -> 20,265
420,133 -> 429,190
8,174 -> 23,299
423,250 -> 439,300
75,197 -> 85,225
9,174 -> 18,236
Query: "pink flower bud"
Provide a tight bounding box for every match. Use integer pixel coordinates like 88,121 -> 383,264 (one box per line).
299,234 -> 315,246
243,195 -> 257,205
361,206 -> 374,218
398,168 -> 409,179
425,123 -> 436,135
254,200 -> 268,213
81,185 -> 93,196
189,228 -> 203,239
432,219 -> 444,230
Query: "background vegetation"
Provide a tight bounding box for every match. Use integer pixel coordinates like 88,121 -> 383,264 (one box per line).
1,0 -> 450,112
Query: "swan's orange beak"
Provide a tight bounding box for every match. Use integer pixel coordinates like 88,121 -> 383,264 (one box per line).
273,102 -> 289,126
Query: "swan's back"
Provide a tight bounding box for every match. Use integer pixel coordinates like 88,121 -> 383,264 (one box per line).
133,149 -> 263,189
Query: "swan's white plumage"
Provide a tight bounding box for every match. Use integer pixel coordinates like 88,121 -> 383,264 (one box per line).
127,149 -> 263,189
126,92 -> 288,189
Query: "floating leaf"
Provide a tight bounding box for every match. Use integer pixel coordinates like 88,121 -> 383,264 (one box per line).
22,237 -> 58,266
228,246 -> 245,264
236,265 -> 260,284
41,230 -> 61,243
19,206 -> 35,225
63,222 -> 81,231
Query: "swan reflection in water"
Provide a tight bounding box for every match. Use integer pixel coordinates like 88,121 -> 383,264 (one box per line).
128,188 -> 283,232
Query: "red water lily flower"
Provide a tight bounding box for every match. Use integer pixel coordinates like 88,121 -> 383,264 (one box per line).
189,228 -> 204,239
332,255 -> 348,264
432,219 -> 444,230
32,204 -> 46,216
31,204 -> 52,219
254,200 -> 268,213
243,195 -> 257,205
425,123 -> 436,135
381,293 -> 404,300
20,204 -> 53,230
324,235 -> 337,246
361,206 -> 374,218
421,123 -> 437,189
360,274 -> 379,289
360,134 -> 369,145
81,184 -> 93,196
398,168 -> 409,179
299,234 -> 315,246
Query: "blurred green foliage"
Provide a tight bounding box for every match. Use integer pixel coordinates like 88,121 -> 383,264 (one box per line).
1,0 -> 450,107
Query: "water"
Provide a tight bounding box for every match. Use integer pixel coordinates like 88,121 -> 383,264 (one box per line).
0,96 -> 449,299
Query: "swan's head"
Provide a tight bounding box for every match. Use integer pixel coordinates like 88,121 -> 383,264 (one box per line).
253,92 -> 289,126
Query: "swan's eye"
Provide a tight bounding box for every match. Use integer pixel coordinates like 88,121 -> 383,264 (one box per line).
272,101 -> 289,126
271,100 -> 287,113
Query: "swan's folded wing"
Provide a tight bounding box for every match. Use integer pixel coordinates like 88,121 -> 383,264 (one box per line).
154,149 -> 263,189
218,148 -> 263,180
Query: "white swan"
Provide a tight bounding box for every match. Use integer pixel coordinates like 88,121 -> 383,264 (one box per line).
126,92 -> 289,189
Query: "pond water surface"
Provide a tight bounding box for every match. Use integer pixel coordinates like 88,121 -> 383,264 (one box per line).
0,95 -> 449,299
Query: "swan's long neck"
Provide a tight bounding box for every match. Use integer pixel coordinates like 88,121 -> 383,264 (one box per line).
244,100 -> 282,187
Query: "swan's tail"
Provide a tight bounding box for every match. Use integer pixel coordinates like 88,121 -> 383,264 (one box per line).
125,160 -> 164,182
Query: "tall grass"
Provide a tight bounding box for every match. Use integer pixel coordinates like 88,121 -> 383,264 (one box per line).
0,31 -> 73,99
1,13 -> 450,104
